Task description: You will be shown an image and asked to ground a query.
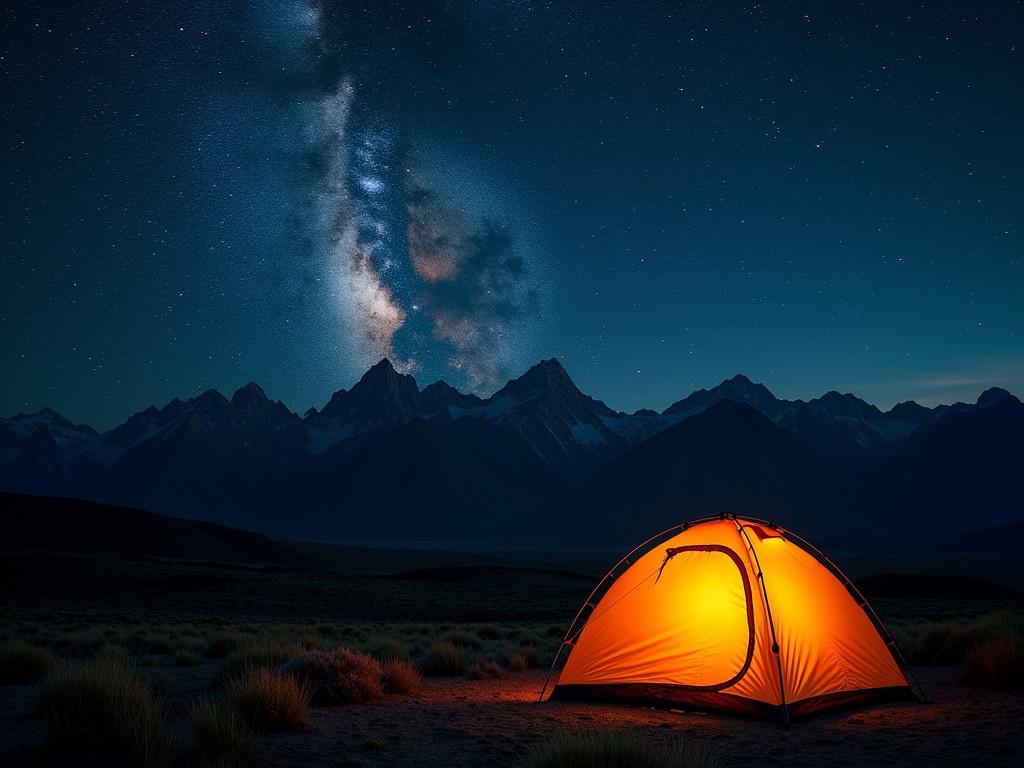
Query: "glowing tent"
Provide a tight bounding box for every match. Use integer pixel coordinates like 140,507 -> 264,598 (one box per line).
541,514 -> 922,724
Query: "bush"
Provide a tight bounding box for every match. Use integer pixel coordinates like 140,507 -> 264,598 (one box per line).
531,731 -> 719,768
422,641 -> 468,677
0,641 -> 55,684
283,648 -> 383,705
35,659 -> 168,764
226,667 -> 309,731
507,653 -> 528,671
960,634 -> 1024,690
381,658 -> 420,694
191,697 -> 260,760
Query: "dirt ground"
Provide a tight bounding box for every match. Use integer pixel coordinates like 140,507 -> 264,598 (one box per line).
2,664 -> 1021,767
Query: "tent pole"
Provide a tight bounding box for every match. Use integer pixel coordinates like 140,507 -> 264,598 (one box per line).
733,516 -> 791,728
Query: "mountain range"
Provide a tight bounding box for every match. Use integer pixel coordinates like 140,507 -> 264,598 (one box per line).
1,358 -> 1021,544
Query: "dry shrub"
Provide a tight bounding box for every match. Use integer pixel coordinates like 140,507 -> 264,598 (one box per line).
960,633 -> 1024,690
531,731 -> 720,768
283,648 -> 383,705
422,641 -> 468,677
226,667 -> 309,731
484,660 -> 504,678
381,658 -> 420,694
0,641 -> 55,684
35,658 -> 169,764
507,653 -> 528,671
191,697 -> 260,760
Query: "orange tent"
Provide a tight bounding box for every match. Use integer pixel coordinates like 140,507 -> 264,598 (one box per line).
542,514 -> 922,724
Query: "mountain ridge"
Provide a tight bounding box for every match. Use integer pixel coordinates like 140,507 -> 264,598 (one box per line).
1,359 -> 1021,542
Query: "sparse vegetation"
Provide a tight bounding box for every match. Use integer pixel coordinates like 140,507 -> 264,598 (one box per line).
0,641 -> 55,684
283,647 -> 383,704
531,731 -> 720,768
422,641 -> 469,677
35,658 -> 169,764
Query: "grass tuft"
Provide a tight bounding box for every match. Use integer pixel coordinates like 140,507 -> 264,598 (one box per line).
381,658 -> 421,694
35,658 -> 169,764
225,666 -> 310,731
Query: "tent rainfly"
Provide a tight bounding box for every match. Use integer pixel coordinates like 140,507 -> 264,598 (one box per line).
541,514 -> 923,725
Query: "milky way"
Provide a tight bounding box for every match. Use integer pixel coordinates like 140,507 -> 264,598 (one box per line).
292,2 -> 541,389
4,1 -> 1020,428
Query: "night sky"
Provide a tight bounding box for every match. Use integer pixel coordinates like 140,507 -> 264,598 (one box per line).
2,1 -> 1021,429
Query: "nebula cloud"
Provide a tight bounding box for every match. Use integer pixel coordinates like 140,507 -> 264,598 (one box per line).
310,81 -> 410,370
406,181 -> 538,391
278,1 -> 540,388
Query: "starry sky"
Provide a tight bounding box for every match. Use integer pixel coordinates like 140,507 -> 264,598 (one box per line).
2,1 -> 1022,429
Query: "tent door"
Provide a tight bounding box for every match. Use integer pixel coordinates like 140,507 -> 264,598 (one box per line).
655,544 -> 756,691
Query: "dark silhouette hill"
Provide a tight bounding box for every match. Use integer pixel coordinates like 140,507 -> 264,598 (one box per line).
0,492 -> 311,566
569,400 -> 843,544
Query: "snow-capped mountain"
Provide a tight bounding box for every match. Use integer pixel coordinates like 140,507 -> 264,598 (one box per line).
1,360 -> 1020,540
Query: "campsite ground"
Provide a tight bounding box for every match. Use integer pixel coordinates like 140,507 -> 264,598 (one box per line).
1,544 -> 1022,767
